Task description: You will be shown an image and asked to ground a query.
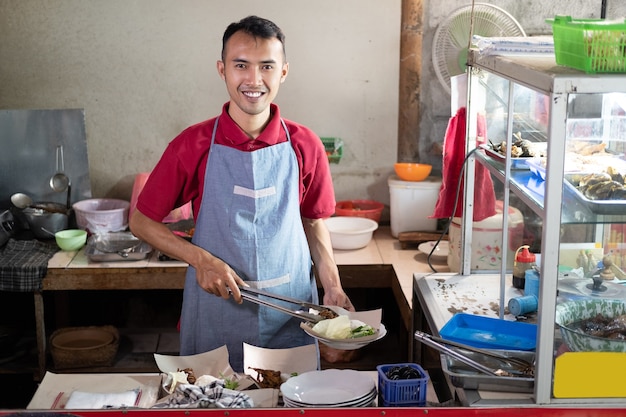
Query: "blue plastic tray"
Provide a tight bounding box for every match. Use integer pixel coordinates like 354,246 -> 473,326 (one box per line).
439,313 -> 537,351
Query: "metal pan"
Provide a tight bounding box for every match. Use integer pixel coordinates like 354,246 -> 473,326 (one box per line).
414,330 -> 534,377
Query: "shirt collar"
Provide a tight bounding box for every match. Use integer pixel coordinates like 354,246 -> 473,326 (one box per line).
219,103 -> 284,146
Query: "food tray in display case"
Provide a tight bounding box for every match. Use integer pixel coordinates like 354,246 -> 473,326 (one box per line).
480,143 -> 548,170
564,174 -> 626,215
440,349 -> 535,392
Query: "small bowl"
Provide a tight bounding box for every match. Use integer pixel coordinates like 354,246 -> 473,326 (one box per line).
394,163 -> 432,181
555,299 -> 626,352
55,229 -> 88,251
325,216 -> 379,250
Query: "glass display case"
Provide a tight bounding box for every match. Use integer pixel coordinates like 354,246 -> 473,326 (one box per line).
462,50 -> 626,405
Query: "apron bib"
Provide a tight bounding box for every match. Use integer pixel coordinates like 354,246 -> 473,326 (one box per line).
179,117 -> 317,370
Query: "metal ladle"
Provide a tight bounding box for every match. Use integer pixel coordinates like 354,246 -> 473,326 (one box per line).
10,192 -> 33,209
49,145 -> 72,208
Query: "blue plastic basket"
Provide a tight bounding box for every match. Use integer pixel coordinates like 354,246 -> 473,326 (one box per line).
377,363 -> 428,407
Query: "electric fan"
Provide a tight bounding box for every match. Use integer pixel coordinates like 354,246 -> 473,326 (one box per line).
432,3 -> 526,94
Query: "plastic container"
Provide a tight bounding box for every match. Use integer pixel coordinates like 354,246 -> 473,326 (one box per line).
439,313 -> 537,350
512,245 -> 537,289
448,201 -> 524,272
334,200 -> 384,223
548,15 -> 626,73
377,363 -> 428,407
54,229 -> 87,251
324,216 -> 378,250
508,295 -> 538,317
73,198 -> 130,233
388,175 -> 441,237
321,137 -> 343,164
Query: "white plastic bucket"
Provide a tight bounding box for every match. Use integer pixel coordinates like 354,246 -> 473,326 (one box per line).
388,175 -> 442,237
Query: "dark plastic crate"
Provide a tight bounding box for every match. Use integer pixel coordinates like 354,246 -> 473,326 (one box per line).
377,363 -> 428,407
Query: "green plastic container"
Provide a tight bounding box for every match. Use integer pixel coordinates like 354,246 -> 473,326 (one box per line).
548,15 -> 626,73
321,137 -> 343,164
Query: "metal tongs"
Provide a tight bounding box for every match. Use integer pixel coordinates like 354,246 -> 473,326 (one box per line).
414,331 -> 534,377
236,286 -> 338,324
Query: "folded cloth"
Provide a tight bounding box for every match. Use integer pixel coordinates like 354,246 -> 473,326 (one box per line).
153,380 -> 253,409
0,239 -> 58,292
65,389 -> 140,409
431,107 -> 496,221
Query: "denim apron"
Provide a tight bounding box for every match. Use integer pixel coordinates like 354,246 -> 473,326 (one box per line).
179,117 -> 317,371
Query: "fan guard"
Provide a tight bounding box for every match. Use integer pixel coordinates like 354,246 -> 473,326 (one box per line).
432,3 -> 526,94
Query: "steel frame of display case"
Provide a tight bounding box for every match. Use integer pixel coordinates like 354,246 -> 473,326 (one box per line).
461,51 -> 626,406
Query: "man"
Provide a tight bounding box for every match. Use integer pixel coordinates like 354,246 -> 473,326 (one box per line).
130,15 -> 353,371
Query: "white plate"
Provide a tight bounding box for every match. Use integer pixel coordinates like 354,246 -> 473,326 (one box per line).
300,322 -> 387,350
281,369 -> 375,405
418,240 -> 449,261
283,387 -> 376,407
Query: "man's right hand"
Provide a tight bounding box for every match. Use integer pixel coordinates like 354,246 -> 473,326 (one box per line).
129,210 -> 245,303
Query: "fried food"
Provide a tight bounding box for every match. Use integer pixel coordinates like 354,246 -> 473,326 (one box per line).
319,308 -> 339,320
249,367 -> 282,389
179,367 -> 196,384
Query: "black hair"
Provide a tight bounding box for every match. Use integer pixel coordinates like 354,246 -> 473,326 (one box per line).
221,15 -> 286,61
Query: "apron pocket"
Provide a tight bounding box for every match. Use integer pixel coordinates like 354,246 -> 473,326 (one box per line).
230,185 -> 280,240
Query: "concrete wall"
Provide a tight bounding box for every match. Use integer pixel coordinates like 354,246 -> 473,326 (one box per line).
0,0 -> 401,208
3,0 -> 626,219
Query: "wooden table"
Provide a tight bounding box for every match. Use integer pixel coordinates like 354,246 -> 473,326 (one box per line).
35,229 -> 415,381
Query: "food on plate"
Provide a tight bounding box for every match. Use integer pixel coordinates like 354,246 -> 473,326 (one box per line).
165,369 -> 193,393
179,367 -> 196,384
574,170 -> 626,200
164,367 -> 246,394
318,308 -> 339,320
569,140 -> 607,156
572,313 -> 626,339
311,315 -> 375,339
249,367 -> 282,389
607,166 -> 625,184
219,373 -> 240,390
489,133 -> 544,158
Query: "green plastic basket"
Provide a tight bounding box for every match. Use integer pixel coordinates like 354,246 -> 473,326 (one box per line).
321,137 -> 343,164
548,15 -> 626,73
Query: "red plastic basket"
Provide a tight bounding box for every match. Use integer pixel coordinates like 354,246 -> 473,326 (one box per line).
334,200 -> 384,223
377,363 -> 428,407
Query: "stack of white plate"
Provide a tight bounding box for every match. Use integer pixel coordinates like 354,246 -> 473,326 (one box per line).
280,369 -> 376,408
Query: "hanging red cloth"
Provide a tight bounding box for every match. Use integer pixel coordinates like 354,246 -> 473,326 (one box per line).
431,106 -> 496,221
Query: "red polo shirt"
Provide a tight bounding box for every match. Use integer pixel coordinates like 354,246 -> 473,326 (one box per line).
136,103 -> 336,223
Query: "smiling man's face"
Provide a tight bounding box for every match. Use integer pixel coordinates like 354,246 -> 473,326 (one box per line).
217,31 -> 288,125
